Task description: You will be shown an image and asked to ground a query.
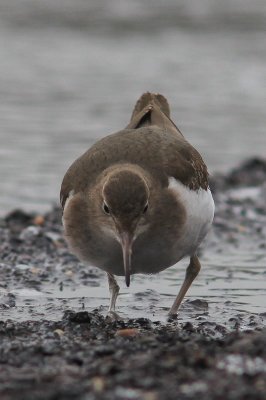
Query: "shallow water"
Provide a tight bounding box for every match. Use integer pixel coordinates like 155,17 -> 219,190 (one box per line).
1,230 -> 265,327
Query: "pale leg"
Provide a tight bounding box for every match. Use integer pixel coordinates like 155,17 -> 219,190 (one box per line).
107,273 -> 120,313
168,255 -> 201,316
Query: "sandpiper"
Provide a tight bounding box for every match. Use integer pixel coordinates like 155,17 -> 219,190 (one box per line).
60,93 -> 214,316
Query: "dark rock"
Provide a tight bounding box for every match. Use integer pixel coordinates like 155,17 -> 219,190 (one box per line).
5,209 -> 34,233
227,158 -> 266,187
64,311 -> 93,323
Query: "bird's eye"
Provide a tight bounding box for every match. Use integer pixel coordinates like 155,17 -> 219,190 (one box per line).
103,202 -> 110,215
143,203 -> 148,214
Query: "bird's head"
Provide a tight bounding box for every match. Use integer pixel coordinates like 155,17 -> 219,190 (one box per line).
100,167 -> 150,286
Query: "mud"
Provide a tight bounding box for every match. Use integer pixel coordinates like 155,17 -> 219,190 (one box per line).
0,158 -> 266,400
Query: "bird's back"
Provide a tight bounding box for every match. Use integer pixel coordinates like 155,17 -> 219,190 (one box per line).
60,93 -> 208,209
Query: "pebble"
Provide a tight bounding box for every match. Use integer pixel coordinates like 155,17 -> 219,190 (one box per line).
19,226 -> 40,240
33,215 -> 45,225
54,329 -> 65,337
91,377 -> 105,392
116,328 -> 140,337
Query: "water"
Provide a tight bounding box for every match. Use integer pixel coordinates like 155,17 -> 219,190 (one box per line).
1,258 -> 266,327
1,225 -> 265,325
0,0 -> 266,215
0,1 -> 265,324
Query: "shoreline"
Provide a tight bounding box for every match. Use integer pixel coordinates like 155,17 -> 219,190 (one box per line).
0,157 -> 266,399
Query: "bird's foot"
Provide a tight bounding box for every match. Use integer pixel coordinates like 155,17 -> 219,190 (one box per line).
106,311 -> 124,321
167,310 -> 179,321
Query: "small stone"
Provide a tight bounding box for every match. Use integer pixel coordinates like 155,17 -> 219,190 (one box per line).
143,392 -> 158,400
116,328 -> 140,337
0,293 -> 16,308
65,311 -> 92,323
237,225 -> 248,233
45,231 -> 61,242
16,264 -> 30,271
54,329 -> 64,337
30,267 -> 40,274
33,215 -> 45,225
19,226 -> 40,240
91,377 -> 105,392
182,322 -> 195,332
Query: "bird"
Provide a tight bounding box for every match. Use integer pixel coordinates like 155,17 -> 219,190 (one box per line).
60,92 -> 214,317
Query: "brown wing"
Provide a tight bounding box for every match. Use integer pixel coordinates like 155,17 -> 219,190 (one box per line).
163,138 -> 209,191
60,93 -> 208,208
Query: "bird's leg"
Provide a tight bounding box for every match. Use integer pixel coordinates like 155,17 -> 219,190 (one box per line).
168,255 -> 201,316
107,273 -> 120,315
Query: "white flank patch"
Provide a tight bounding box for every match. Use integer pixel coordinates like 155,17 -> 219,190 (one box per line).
64,189 -> 75,211
168,177 -> 215,257
62,189 -> 75,227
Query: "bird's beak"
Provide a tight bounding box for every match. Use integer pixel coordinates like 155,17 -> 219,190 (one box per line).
120,231 -> 133,287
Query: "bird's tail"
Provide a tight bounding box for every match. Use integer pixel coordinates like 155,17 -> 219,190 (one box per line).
127,92 -> 183,136
131,92 -> 170,119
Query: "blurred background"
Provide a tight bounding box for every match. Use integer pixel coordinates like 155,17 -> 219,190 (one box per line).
0,0 -> 265,215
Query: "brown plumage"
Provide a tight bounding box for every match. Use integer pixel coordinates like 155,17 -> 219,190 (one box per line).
60,92 -> 214,317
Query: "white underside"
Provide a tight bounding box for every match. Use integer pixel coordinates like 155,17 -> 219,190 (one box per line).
168,177 -> 215,258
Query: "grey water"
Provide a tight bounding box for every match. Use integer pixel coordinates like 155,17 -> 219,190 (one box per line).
0,0 -> 265,323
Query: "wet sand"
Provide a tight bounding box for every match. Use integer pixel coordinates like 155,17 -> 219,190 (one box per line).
0,158 -> 265,400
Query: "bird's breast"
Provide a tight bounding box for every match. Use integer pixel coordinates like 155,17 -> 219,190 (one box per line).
62,179 -> 214,277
